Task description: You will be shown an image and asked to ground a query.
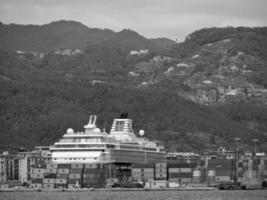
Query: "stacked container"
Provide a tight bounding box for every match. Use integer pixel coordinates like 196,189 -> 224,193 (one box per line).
43,162 -> 57,189
167,163 -> 195,184
55,164 -> 70,188
83,163 -> 105,188
30,161 -> 46,188
68,163 -> 83,188
192,167 -> 205,183
155,163 -> 167,180
131,163 -> 154,182
207,159 -> 234,183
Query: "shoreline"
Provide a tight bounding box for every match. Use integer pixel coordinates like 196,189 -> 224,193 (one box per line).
0,187 -> 216,192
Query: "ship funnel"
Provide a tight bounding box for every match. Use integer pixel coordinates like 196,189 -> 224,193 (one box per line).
84,115 -> 97,129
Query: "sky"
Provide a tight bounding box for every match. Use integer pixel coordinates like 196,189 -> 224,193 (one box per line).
0,0 -> 266,41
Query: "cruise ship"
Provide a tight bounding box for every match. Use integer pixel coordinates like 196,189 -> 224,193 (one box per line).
50,115 -> 166,164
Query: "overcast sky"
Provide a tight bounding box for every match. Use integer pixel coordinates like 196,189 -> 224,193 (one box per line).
0,0 -> 266,41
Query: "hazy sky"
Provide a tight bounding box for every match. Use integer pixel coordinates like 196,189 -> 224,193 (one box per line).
0,0 -> 266,41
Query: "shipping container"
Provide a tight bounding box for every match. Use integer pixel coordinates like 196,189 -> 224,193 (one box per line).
154,173 -> 167,179
69,174 -> 81,179
168,163 -> 196,168
31,173 -> 44,179
68,179 -> 82,184
193,170 -> 201,176
84,163 -> 99,169
208,170 -> 215,176
132,163 -> 154,168
46,163 -> 58,169
83,173 -> 104,179
155,168 -> 167,173
43,183 -> 54,189
132,172 -> 154,179
68,184 -> 80,189
181,178 -> 192,183
31,161 -> 46,169
132,168 -> 154,173
168,173 -> 192,178
168,168 -> 192,173
155,163 -> 167,168
55,178 -> 67,184
192,176 -> 201,183
44,168 -> 57,174
208,159 -> 234,170
32,168 -> 45,174
31,178 -> 43,184
215,176 -> 231,182
215,170 -> 233,176
70,168 -> 83,174
54,183 -> 67,189
57,174 -> 69,179
145,180 -> 168,188
84,168 -> 105,173
71,163 -> 84,169
44,173 -> 57,179
58,169 -> 70,174
31,183 -> 42,189
43,178 -> 55,184
58,164 -> 71,169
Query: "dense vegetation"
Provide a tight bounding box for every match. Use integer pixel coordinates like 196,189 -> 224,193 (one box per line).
1,25 -> 267,153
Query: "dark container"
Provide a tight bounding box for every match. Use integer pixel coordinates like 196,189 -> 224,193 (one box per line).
58,164 -> 71,169
70,168 -> 83,174
31,178 -> 43,184
167,163 -> 196,168
68,179 -> 82,184
44,173 -> 57,179
57,174 -> 69,179
168,172 -> 193,178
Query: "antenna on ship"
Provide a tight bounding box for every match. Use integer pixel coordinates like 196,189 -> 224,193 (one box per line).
139,130 -> 145,137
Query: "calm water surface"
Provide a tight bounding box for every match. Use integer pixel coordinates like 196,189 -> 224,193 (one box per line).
1,190 -> 267,200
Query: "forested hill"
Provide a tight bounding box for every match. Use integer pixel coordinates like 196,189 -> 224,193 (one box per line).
0,25 -> 267,153
0,20 -> 167,53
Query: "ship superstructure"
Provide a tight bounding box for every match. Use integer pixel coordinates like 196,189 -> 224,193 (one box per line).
50,115 -> 166,164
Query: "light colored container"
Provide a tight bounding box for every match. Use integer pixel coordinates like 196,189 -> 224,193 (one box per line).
145,180 -> 168,188
155,168 -> 167,173
193,170 -> 201,177
84,163 -> 98,169
169,182 -> 179,188
169,168 -> 192,173
32,168 -> 45,174
132,172 -> 154,179
132,168 -> 154,173
215,176 -> 231,182
31,173 -> 44,179
43,183 -> 54,189
155,173 -> 167,178
43,178 -> 55,184
208,170 -> 215,176
45,168 -> 57,174
71,163 -> 83,169
58,168 -> 70,174
55,179 -> 67,184
69,174 -> 81,179
46,163 -> 58,169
